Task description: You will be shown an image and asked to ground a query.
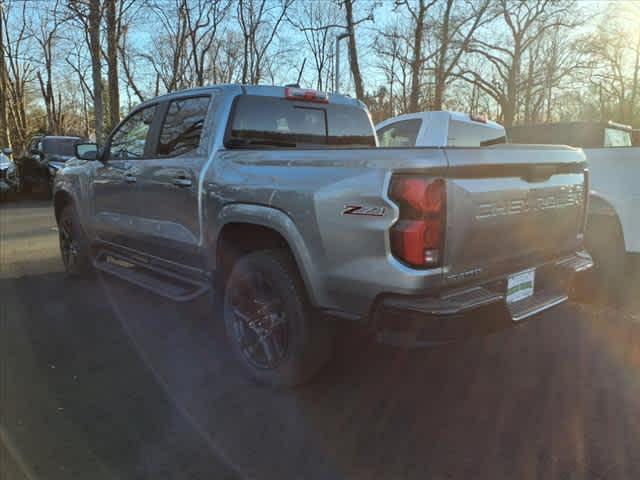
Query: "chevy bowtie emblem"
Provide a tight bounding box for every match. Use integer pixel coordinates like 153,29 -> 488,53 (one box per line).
342,205 -> 386,217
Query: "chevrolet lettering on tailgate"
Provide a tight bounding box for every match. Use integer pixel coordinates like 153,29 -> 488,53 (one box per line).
476,185 -> 584,220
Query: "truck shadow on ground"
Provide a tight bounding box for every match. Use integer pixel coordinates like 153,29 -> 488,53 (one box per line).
5,270 -> 640,479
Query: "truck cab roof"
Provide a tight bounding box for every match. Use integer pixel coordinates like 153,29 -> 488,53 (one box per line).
376,111 -> 505,148
140,84 -> 364,109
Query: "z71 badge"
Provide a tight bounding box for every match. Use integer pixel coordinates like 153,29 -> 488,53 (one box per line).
342,205 -> 386,217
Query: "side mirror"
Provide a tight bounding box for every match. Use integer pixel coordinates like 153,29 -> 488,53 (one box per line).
75,142 -> 100,161
2,147 -> 12,156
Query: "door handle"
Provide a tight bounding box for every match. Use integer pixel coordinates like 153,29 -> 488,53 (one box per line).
173,177 -> 192,187
125,174 -> 137,183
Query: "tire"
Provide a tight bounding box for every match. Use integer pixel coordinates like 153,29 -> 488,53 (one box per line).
223,249 -> 332,387
58,204 -> 93,276
583,214 -> 626,302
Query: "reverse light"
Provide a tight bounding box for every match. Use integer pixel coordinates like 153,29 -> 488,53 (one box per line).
284,87 -> 329,103
389,177 -> 446,268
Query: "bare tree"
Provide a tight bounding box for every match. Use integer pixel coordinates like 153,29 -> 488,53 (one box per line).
2,1 -> 35,152
67,0 -> 105,141
341,0 -> 367,100
393,0 -> 438,112
105,0 -> 120,130
287,1 -> 340,91
457,0 -> 579,126
185,0 -> 230,86
374,23 -> 412,115
89,0 -> 104,140
0,1 -> 10,148
431,0 -> 493,110
34,0 -> 67,135
119,23 -> 145,103
237,0 -> 293,85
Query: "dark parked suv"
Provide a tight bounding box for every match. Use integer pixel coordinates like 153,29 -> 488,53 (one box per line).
19,135 -> 85,196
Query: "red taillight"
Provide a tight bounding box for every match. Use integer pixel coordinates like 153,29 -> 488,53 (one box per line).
284,87 -> 329,103
389,177 -> 446,268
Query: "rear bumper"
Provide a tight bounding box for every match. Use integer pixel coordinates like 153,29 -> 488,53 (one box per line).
374,250 -> 593,346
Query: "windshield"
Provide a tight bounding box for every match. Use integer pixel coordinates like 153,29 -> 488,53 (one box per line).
604,128 -> 632,147
42,137 -> 79,157
228,95 -> 376,148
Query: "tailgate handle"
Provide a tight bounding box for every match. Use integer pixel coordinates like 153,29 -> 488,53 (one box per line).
522,165 -> 555,183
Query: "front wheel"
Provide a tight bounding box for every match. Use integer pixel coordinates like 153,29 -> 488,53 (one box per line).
223,250 -> 332,387
58,205 -> 93,276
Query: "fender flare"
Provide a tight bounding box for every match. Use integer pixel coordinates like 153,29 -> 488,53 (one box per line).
588,190 -> 618,218
587,190 -> 626,250
53,186 -> 82,222
208,203 -> 321,306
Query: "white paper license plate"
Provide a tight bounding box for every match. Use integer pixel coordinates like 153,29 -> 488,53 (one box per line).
506,269 -> 535,304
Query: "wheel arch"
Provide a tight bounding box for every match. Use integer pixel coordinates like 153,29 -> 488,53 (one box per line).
210,204 -> 322,306
587,191 -> 626,249
53,189 -> 75,223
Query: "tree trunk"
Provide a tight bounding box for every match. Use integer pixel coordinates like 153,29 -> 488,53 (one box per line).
106,0 -> 120,131
629,35 -> 640,123
89,0 -> 104,142
409,0 -> 426,112
343,0 -> 364,100
0,3 -> 11,149
433,0 -> 453,111
503,41 -> 520,127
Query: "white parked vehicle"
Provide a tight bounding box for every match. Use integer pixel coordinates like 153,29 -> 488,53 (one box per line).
376,111 -> 506,148
508,121 -> 640,290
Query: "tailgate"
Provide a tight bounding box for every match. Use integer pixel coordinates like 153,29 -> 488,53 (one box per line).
443,145 -> 587,284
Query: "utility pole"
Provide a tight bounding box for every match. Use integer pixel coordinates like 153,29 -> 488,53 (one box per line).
334,32 -> 349,93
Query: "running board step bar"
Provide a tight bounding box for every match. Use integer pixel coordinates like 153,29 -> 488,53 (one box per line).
507,290 -> 567,322
93,251 -> 210,302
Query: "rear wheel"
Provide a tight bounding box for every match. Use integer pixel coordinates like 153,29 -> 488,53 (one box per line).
223,249 -> 332,387
58,204 -> 93,276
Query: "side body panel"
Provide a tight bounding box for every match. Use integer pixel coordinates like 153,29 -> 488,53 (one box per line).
584,147 -> 640,252
92,159 -> 141,246
203,148 -> 449,315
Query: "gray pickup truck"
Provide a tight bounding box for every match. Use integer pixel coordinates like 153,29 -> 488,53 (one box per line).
53,85 -> 592,386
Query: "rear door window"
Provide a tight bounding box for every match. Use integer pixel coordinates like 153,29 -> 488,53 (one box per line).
377,119 -> 421,147
158,96 -> 211,156
227,95 -> 375,148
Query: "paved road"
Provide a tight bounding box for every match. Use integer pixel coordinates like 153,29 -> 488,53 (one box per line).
2,199 -> 640,480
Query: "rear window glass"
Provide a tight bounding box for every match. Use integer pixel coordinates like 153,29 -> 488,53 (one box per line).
447,120 -> 505,147
377,119 -> 421,147
42,138 -> 80,156
227,95 -> 375,148
158,96 -> 211,156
